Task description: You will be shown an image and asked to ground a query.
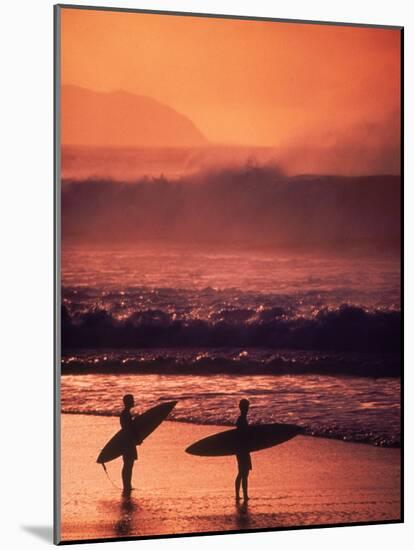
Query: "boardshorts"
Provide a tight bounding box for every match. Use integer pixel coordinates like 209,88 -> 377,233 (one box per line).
236,452 -> 252,474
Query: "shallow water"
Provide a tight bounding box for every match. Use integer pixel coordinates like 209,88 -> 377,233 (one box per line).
61,372 -> 400,447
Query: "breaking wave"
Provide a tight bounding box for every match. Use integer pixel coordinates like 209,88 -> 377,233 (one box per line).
62,303 -> 401,359
62,169 -> 401,250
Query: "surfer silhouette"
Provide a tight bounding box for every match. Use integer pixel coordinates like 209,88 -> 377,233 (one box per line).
235,398 -> 252,501
120,394 -> 140,494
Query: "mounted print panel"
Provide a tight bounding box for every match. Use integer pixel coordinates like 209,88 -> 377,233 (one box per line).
54,5 -> 403,544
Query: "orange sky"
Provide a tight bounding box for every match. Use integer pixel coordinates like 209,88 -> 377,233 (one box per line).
60,7 -> 400,151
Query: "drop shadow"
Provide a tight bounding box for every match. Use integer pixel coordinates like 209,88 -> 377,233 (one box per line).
21,525 -> 53,543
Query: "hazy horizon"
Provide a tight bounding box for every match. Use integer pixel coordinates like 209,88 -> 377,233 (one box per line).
61,8 -> 401,175
61,83 -> 401,177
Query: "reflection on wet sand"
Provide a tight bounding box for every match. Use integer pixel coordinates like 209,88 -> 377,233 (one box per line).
235,500 -> 251,529
61,416 -> 400,542
114,494 -> 138,537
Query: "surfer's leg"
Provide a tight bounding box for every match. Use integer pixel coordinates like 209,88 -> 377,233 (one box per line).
122,457 -> 134,491
235,454 -> 243,499
242,472 -> 249,501
235,473 -> 242,500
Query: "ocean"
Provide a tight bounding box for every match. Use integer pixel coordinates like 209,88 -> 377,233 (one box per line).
61,243 -> 401,447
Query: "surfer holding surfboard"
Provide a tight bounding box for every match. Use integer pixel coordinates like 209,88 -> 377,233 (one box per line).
97,399 -> 177,494
186,402 -> 303,501
235,398 -> 252,502
120,394 -> 140,494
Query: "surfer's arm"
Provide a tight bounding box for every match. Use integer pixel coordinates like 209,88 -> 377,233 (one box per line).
133,420 -> 142,445
236,416 -> 248,431
122,413 -> 143,444
120,411 -> 135,435
128,414 -> 142,444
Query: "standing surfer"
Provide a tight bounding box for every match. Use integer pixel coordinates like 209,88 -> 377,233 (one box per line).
235,398 -> 252,501
120,394 -> 139,494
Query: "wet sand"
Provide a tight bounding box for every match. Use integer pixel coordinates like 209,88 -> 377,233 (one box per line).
59,414 -> 401,542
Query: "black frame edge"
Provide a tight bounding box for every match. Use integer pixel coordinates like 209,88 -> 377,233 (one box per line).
53,3 -> 62,546
55,3 -> 403,31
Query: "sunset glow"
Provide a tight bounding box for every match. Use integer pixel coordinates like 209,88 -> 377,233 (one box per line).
61,9 -> 400,162
58,7 -> 401,543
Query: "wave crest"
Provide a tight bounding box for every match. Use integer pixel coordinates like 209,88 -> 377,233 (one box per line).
62,303 -> 401,355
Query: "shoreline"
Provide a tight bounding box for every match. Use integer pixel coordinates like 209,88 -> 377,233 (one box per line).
60,411 -> 401,449
60,415 -> 401,542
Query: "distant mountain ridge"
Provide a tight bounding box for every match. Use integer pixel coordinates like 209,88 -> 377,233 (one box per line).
61,85 -> 208,147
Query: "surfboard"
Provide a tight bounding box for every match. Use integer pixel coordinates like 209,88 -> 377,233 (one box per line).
97,401 -> 177,464
185,423 -> 303,457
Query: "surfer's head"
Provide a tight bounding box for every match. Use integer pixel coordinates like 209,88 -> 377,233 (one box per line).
123,394 -> 135,409
239,398 -> 250,414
